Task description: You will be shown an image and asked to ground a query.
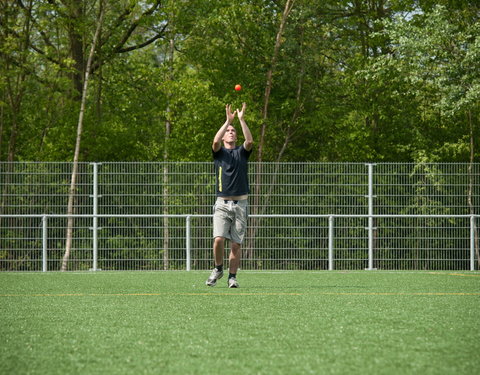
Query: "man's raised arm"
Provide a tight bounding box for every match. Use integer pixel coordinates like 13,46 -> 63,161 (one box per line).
212,104 -> 236,152
237,103 -> 253,151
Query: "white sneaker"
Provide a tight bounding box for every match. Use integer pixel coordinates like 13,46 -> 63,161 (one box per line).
206,268 -> 223,286
228,277 -> 239,288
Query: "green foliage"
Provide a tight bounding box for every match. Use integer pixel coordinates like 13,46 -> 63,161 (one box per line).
0,0 -> 478,162
361,5 -> 480,162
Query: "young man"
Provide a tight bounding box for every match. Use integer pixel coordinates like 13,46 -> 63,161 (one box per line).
206,103 -> 253,288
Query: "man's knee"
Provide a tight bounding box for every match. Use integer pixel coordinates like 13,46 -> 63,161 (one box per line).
231,242 -> 241,253
214,236 -> 225,246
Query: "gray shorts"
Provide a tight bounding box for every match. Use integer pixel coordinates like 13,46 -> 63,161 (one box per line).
213,198 -> 248,244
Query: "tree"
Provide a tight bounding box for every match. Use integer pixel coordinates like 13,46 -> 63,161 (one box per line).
361,4 -> 479,161
1,0 -> 478,165
61,1 -> 105,271
0,0 -> 34,162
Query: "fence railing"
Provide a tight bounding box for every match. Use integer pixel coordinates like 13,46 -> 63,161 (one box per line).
1,162 -> 478,271
1,213 -> 477,272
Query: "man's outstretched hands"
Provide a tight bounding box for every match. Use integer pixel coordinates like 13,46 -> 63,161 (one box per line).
237,102 -> 246,121
226,104 -> 236,124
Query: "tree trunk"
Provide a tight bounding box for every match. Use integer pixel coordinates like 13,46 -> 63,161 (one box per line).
65,0 -> 85,98
162,37 -> 175,270
61,3 -> 105,271
256,0 -> 295,163
246,0 -> 296,263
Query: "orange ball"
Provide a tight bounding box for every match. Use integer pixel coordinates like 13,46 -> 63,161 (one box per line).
235,84 -> 242,91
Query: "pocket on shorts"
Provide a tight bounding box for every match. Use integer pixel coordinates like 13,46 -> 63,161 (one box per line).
234,203 -> 248,224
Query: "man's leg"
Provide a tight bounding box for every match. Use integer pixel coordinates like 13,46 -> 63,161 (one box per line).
214,236 -> 225,267
206,237 -> 225,286
228,242 -> 241,288
227,201 -> 247,288
229,242 -> 241,274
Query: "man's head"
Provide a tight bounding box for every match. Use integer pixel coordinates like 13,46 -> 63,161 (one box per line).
222,125 -> 237,147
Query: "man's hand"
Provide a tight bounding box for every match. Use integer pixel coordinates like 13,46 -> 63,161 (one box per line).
226,104 -> 236,124
237,102 -> 253,151
237,102 -> 246,120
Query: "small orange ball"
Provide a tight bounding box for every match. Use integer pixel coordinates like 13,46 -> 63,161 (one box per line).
235,84 -> 242,91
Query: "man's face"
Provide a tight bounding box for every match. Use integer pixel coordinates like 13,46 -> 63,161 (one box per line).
222,125 -> 237,143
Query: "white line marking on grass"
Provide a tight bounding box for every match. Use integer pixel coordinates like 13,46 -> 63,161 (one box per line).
0,292 -> 302,297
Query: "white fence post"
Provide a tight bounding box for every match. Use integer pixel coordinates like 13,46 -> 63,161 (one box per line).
42,215 -> 47,272
328,215 -> 334,271
366,163 -> 377,270
471,215 -> 475,271
90,162 -> 100,271
186,215 -> 191,271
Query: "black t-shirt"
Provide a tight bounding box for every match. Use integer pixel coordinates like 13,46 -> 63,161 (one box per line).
213,145 -> 252,197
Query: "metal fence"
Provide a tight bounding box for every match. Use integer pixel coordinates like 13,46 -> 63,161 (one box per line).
1,162 -> 478,271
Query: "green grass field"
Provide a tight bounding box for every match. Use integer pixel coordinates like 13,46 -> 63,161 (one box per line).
1,271 -> 479,374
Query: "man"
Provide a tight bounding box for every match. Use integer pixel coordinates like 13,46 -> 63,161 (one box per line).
206,103 -> 253,288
